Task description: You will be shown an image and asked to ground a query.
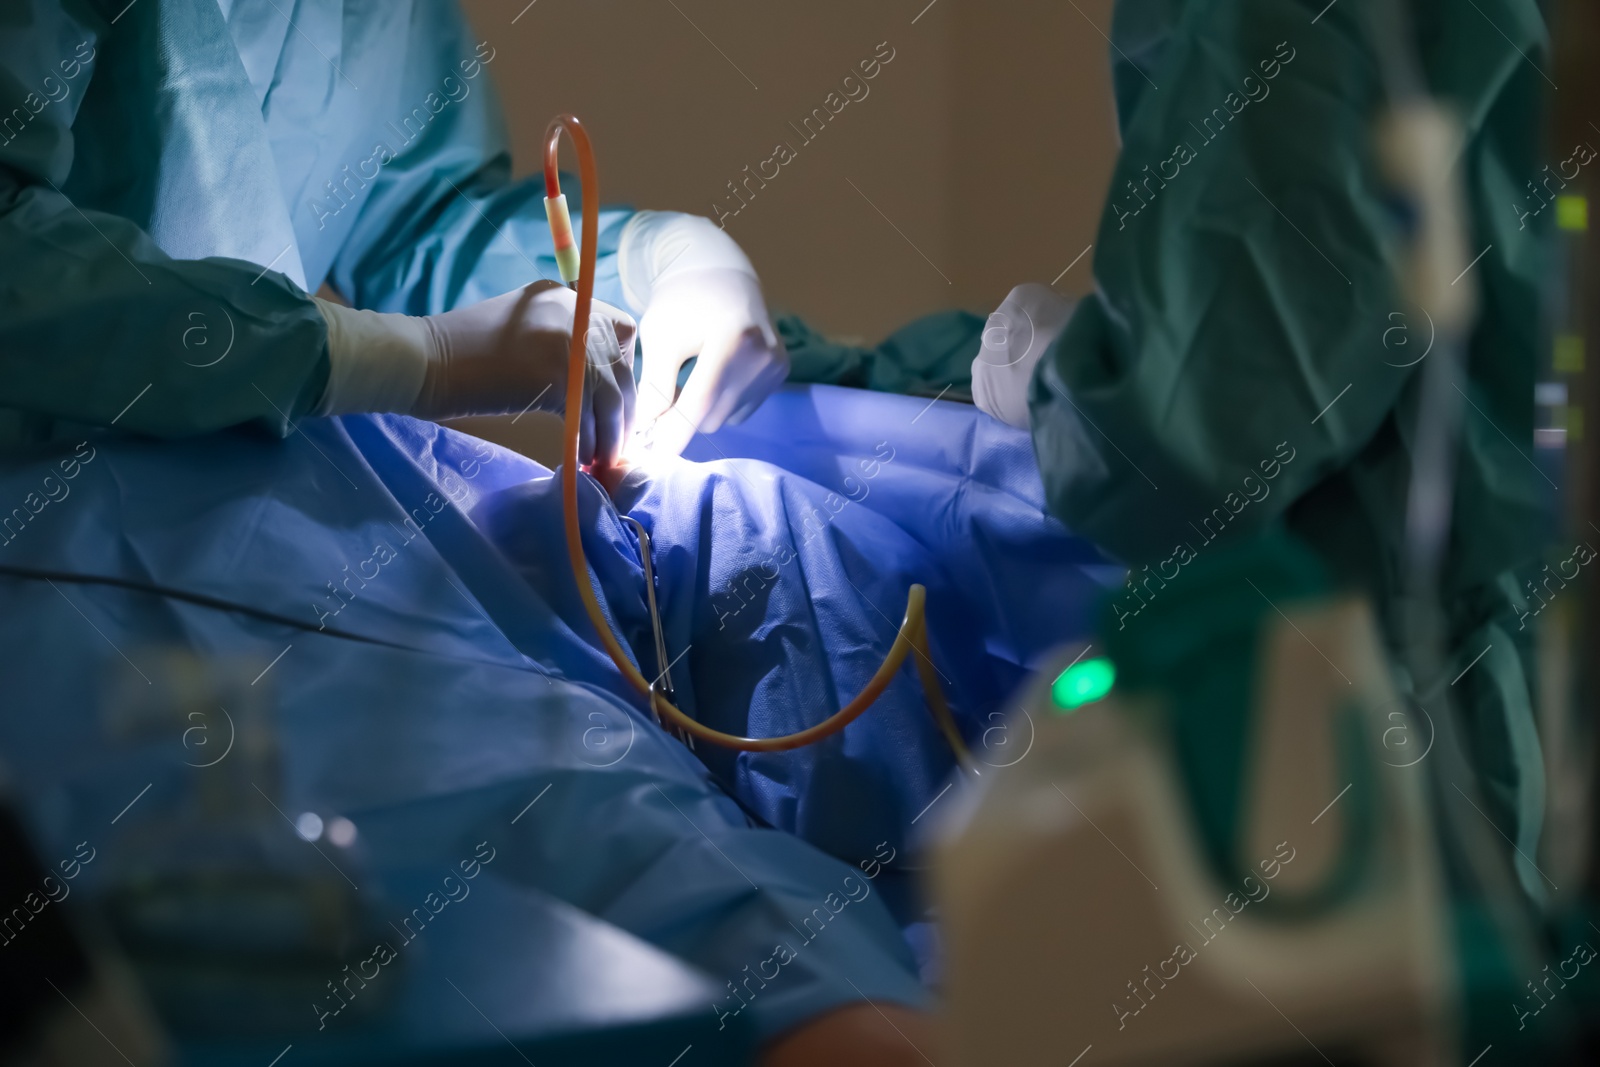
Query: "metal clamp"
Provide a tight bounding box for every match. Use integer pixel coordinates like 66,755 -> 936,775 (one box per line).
620,515 -> 694,750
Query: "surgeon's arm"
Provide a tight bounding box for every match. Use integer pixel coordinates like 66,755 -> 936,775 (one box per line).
0,173 -> 331,441
0,12 -> 329,441
1028,1 -> 1407,564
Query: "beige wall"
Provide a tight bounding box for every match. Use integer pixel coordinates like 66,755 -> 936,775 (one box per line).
459,0 -> 1120,341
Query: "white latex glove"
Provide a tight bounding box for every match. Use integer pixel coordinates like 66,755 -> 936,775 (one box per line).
312,280 -> 637,466
619,211 -> 788,457
970,282 -> 1075,429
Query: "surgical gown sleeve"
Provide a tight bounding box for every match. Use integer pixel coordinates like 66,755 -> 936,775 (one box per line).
1027,0 -> 1546,580
326,1 -> 635,318
0,3 -> 330,446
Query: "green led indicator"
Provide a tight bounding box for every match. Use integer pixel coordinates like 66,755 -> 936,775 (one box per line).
1556,195 -> 1588,233
1051,657 -> 1115,711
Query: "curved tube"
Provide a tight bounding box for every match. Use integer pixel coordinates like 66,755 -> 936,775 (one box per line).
544,114 -> 969,761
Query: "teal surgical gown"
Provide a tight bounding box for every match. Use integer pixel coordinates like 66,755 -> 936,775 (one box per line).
0,0 -> 633,449
1031,0 -> 1552,900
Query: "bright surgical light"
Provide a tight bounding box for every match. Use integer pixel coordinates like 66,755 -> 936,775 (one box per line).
1051,657 -> 1115,712
621,417 -> 705,470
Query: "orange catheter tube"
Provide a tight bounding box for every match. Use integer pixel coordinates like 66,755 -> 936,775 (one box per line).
543,114 -> 969,761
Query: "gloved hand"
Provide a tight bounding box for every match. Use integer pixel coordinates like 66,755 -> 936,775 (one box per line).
970,282 -> 1075,430
312,281 -> 637,466
619,211 -> 789,456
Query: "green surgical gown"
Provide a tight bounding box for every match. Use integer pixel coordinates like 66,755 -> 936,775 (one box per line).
1030,0 -> 1553,900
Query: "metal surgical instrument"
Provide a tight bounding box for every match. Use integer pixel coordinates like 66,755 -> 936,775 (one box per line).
620,515 -> 692,750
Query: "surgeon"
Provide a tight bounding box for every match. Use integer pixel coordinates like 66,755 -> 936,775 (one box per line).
972,0 -> 1550,904
0,1 -> 943,1063
0,0 -> 787,465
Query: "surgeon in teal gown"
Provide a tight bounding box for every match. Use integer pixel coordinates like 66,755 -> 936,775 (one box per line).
0,1 -> 930,1062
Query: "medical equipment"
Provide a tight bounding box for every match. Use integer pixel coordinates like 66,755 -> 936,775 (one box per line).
1545,0 -> 1600,899
543,188 -> 582,287
1370,0 -> 1536,915
936,585 -> 1457,1066
1022,4 -> 1551,908
937,4 -> 1600,1060
98,651 -> 383,1036
542,114 -> 970,762
619,514 -> 691,749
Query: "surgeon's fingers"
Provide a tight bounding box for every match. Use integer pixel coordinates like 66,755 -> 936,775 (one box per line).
636,306 -> 699,430
589,368 -> 627,468
611,320 -> 638,443
672,326 -> 778,436
723,342 -> 790,426
577,311 -> 631,467
636,329 -> 757,457
635,352 -> 687,435
635,330 -> 740,457
577,378 -> 598,466
611,308 -> 639,359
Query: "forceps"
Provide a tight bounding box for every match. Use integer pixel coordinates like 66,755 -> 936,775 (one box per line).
620,515 -> 694,750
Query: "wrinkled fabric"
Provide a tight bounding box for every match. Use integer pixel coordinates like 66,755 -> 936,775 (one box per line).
613,385 -> 1116,857
0,385 -> 1113,1038
0,0 -> 634,451
1032,0 -> 1550,898
777,310 -> 986,399
0,0 -> 1104,1035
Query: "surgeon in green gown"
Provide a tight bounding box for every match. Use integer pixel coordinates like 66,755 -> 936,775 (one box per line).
975,0 -> 1551,906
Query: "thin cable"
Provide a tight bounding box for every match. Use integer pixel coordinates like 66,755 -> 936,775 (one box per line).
0,564 -> 538,670
544,114 -> 969,759
1362,0 -> 1545,976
